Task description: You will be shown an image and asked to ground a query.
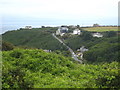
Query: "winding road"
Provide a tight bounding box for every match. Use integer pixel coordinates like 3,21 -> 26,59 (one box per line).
52,33 -> 82,63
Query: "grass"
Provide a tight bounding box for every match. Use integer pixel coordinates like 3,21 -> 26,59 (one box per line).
82,27 -> 118,32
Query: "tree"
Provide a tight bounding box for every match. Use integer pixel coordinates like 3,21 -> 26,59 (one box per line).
77,25 -> 80,28
41,26 -> 45,28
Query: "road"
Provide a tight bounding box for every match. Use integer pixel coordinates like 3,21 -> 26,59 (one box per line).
52,33 -> 82,63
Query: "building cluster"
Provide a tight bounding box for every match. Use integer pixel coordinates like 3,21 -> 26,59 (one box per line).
56,25 -> 104,38
56,26 -> 81,36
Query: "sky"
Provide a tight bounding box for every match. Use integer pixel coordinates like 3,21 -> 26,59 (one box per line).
0,0 -> 119,32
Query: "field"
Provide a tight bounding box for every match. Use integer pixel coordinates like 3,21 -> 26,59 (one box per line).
82,26 -> 118,32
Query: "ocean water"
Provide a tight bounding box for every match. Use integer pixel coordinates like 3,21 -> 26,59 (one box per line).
1,21 -> 64,34
1,24 -> 42,34
1,18 -> 117,34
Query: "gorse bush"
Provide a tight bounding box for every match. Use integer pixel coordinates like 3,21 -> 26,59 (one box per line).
2,41 -> 14,51
2,49 -> 120,88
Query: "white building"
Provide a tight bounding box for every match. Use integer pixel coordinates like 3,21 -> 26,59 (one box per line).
73,29 -> 81,35
56,27 -> 69,36
25,26 -> 32,29
77,46 -> 88,53
76,52 -> 83,60
43,50 -> 51,52
92,32 -> 103,38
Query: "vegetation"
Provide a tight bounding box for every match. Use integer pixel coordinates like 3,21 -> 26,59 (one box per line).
63,30 -> 119,63
2,49 -> 120,88
2,27 -> 119,88
2,41 -> 15,51
84,37 -> 119,63
82,26 -> 118,32
2,28 -> 67,51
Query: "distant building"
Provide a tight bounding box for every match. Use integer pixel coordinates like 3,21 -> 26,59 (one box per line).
43,50 -> 51,53
76,52 -> 83,60
77,46 -> 88,53
92,32 -> 103,38
73,29 -> 81,35
25,26 -> 32,29
93,23 -> 99,27
56,27 -> 69,36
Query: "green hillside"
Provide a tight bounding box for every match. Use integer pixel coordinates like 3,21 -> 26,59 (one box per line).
2,28 -> 67,51
2,49 -> 119,88
2,28 -> 119,63
63,31 -> 119,63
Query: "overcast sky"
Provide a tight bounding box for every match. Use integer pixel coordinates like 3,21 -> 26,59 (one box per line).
0,0 -> 119,27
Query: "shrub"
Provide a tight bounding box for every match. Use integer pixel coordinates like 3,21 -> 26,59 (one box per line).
2,41 -> 14,51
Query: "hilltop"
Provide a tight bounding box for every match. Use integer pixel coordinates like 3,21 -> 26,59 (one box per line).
2,27 -> 67,51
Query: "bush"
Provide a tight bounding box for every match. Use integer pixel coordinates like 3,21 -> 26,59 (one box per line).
106,31 -> 117,37
2,49 -> 119,88
2,41 -> 14,51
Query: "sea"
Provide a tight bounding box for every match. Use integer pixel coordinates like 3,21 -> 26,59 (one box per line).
1,23 -> 58,34
1,20 -> 117,35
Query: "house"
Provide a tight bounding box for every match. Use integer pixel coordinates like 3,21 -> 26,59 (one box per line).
92,32 -> 103,38
77,46 -> 88,53
73,29 -> 81,35
25,26 -> 32,29
76,52 -> 83,60
56,27 -> 69,36
43,50 -> 51,53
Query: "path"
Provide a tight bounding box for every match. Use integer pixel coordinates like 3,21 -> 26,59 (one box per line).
52,33 -> 82,63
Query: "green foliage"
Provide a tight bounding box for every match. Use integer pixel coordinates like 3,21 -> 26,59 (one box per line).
2,41 -> 14,51
82,31 -> 92,41
84,36 -> 119,63
2,28 -> 67,51
105,31 -> 117,37
2,49 -> 119,88
64,31 -> 119,63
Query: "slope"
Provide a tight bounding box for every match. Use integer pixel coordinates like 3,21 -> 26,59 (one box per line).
2,28 -> 67,51
2,49 -> 119,88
